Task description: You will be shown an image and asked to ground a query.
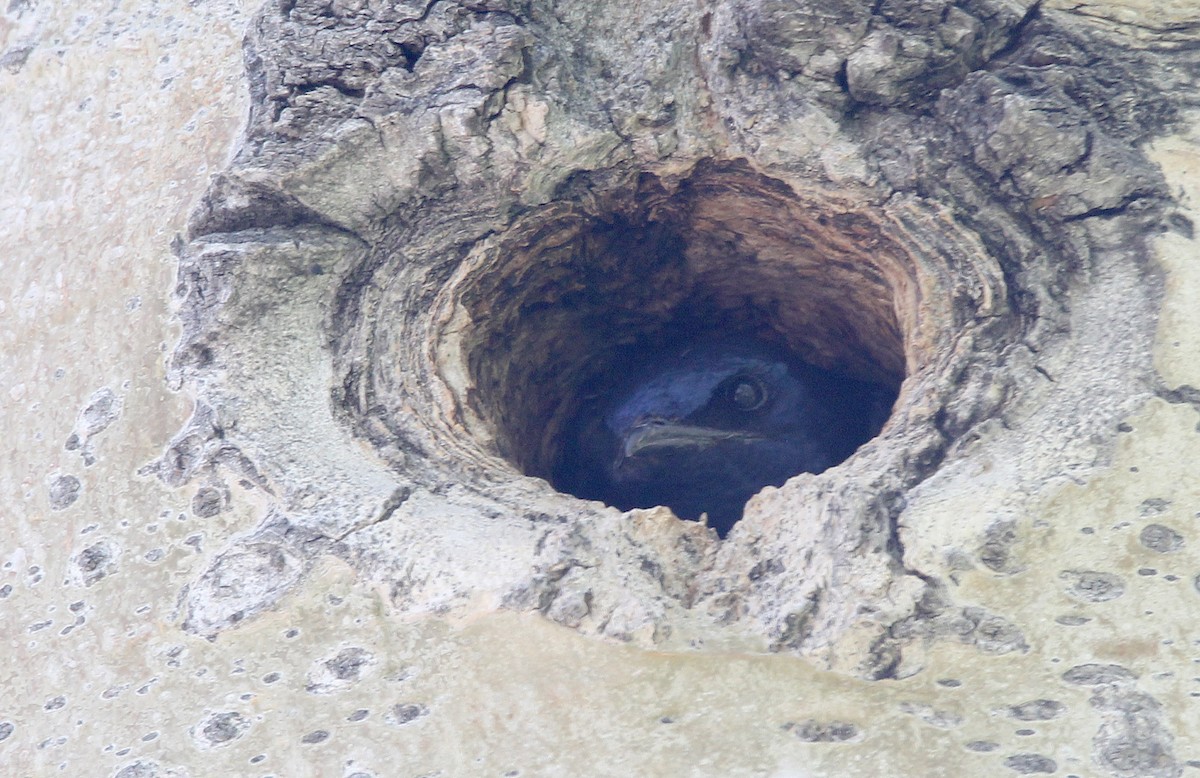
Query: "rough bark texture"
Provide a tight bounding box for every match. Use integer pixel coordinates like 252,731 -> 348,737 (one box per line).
5,0 -> 1200,775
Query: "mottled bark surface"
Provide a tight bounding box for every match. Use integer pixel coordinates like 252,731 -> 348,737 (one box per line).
5,0 -> 1200,774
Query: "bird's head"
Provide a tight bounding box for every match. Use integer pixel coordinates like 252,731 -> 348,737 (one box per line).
609,348 -> 815,462
556,336 -> 893,537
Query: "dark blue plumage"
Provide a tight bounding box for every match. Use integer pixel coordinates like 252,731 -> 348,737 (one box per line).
554,336 -> 895,537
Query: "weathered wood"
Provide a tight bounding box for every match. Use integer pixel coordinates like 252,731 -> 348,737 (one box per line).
4,0 -> 1200,774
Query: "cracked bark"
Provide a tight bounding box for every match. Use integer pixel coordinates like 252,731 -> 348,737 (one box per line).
158,0 -> 1196,704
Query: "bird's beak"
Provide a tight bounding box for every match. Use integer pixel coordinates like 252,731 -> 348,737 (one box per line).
622,420 -> 762,459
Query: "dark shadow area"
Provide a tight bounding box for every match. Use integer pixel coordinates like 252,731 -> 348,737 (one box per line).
458,161 -> 913,536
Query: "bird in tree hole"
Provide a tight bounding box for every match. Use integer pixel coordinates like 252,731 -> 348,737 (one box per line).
554,335 -> 896,537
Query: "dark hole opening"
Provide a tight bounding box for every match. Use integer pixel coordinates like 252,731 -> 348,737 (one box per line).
459,162 -> 910,537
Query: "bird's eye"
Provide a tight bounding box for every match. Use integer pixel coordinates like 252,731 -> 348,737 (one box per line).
727,376 -> 768,411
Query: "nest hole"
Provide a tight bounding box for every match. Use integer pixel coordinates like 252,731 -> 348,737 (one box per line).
458,162 -> 916,534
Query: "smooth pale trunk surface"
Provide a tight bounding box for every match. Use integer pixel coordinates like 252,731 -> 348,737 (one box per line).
3,0 -> 1200,775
